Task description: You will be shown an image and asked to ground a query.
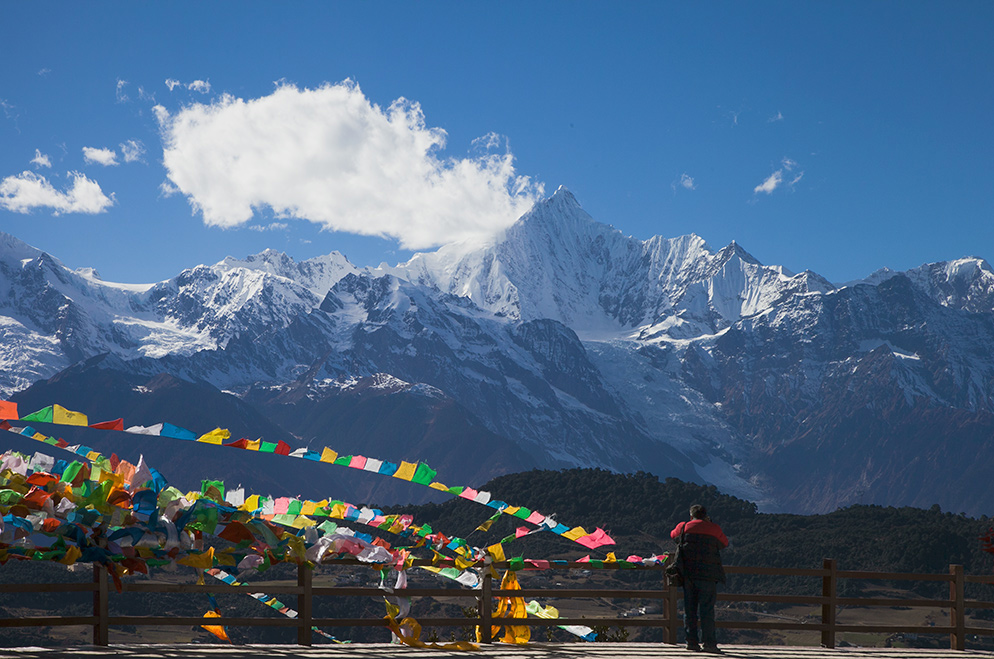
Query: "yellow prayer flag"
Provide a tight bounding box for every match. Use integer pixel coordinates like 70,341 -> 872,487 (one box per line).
428,481 -> 449,491
486,543 -> 505,563
177,547 -> 215,569
503,506 -> 521,516
215,551 -> 237,567
58,545 -> 82,565
291,515 -> 316,529
393,461 -> 417,481
300,501 -> 318,516
53,404 -> 88,427
455,554 -> 476,570
245,439 -> 261,451
86,450 -> 103,462
605,552 -> 617,563
241,495 -> 260,512
320,447 -> 338,463
197,427 -> 230,444
31,432 -> 48,442
562,526 -> 588,541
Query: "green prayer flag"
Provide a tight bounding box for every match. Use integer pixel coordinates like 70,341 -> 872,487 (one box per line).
259,441 -> 277,453
20,406 -> 53,423
508,556 -> 524,571
412,462 -> 437,485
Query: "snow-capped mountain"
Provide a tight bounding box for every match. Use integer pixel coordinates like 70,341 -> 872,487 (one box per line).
5,187 -> 994,514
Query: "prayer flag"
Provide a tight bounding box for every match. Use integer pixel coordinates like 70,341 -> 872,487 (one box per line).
89,418 -> 124,431
393,461 -> 417,481
21,406 -> 53,423
0,401 -> 18,420
52,404 -> 88,426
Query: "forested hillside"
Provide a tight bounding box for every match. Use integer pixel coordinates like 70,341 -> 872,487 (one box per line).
393,468 -> 994,597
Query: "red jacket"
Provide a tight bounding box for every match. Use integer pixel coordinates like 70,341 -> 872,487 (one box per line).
671,519 -> 729,582
671,519 -> 729,547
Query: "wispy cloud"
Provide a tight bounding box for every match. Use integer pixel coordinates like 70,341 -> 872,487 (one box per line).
165,78 -> 212,94
115,78 -> 129,103
83,146 -> 119,166
753,158 -> 803,196
249,222 -> 289,232
37,68 -> 51,77
120,139 -> 146,163
31,149 -> 52,169
672,173 -> 696,192
768,111 -> 784,123
0,171 -> 115,214
154,81 -> 543,249
0,98 -> 20,133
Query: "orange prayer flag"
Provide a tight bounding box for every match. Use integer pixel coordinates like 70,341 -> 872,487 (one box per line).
0,400 -> 17,420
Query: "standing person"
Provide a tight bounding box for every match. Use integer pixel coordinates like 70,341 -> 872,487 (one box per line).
671,504 -> 729,653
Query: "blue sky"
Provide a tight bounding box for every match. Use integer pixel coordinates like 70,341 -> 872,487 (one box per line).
1,2 -> 992,285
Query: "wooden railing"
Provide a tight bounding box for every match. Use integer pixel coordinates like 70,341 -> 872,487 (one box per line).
2,558 -> 993,650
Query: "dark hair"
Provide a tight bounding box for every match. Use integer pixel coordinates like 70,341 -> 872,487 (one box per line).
690,504 -> 708,519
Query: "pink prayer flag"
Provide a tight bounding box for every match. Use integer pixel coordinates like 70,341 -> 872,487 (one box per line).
274,497 -> 290,514
349,455 -> 367,469
525,559 -> 550,570
626,555 -> 644,563
458,487 -> 479,500
576,555 -> 591,563
515,526 -> 532,538
525,510 -> 545,525
575,534 -> 602,549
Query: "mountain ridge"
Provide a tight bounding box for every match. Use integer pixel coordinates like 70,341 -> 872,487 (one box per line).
3,189 -> 994,513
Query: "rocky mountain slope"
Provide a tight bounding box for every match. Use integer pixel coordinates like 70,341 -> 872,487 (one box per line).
4,188 -> 994,513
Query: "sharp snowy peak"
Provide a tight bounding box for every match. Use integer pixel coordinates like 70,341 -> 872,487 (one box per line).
386,186 -> 833,339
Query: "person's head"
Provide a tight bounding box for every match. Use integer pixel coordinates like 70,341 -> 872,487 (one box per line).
690,504 -> 708,520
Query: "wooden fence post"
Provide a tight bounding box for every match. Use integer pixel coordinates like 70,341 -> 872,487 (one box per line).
821,558 -> 837,649
297,563 -> 312,646
664,576 -> 680,644
479,569 -> 493,643
92,563 -> 108,646
950,564 -> 965,651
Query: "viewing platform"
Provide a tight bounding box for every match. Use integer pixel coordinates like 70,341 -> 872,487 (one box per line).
0,643 -> 992,659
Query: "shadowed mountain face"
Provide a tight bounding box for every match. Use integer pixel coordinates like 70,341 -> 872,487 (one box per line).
4,189 -> 994,513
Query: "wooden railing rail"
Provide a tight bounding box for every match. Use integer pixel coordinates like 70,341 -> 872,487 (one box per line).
1,559 -> 992,650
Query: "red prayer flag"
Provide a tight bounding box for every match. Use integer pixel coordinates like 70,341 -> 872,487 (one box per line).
274,440 -> 291,456
90,418 -> 124,431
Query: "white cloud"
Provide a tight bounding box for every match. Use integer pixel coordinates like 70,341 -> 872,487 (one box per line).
674,173 -> 696,191
249,222 -> 289,232
753,157 -> 803,195
120,139 -> 146,163
0,171 -> 115,214
37,68 -> 51,77
31,149 -> 52,168
187,79 -> 211,94
155,81 -> 543,249
768,111 -> 784,123
753,170 -> 782,195
82,146 -> 119,166
165,78 -> 182,91
116,78 -> 129,103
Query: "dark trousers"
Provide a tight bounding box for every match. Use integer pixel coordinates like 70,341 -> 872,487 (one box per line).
683,578 -> 718,647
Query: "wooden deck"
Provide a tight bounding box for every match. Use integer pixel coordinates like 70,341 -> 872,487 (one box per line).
0,644 -> 991,659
